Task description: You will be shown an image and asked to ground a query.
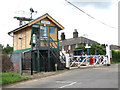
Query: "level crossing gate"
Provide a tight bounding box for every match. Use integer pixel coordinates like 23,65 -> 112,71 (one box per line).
68,55 -> 108,69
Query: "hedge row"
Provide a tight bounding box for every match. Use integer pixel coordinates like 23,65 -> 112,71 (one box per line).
111,49 -> 120,62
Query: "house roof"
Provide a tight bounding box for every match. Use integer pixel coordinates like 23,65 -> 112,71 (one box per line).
59,36 -> 99,46
110,44 -> 120,50
8,13 -> 64,35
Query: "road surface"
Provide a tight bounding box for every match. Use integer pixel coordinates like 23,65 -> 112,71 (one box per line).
4,64 -> 119,89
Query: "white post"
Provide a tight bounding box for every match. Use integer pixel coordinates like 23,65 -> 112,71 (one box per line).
33,34 -> 36,43
65,54 -> 70,69
106,44 -> 111,65
62,46 -> 64,51
55,63 -> 57,71
75,44 -> 78,48
60,50 -> 70,69
68,45 -> 71,50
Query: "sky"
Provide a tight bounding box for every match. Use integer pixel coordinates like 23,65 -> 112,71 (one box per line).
0,0 -> 118,47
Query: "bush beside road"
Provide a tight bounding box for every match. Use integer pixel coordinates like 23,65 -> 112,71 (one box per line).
0,72 -> 30,85
2,69 -> 68,87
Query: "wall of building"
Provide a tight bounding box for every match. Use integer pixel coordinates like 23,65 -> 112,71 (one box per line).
13,27 -> 31,51
13,17 -> 59,52
59,43 -> 86,54
59,30 -> 99,55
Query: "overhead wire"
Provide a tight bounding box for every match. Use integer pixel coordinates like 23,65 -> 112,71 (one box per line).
65,0 -> 117,29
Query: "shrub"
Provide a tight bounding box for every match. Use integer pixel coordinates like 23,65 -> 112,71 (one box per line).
74,44 -> 106,55
0,54 -> 14,72
1,72 -> 22,84
74,45 -> 85,50
0,72 -> 31,85
2,44 -> 13,54
111,49 -> 120,63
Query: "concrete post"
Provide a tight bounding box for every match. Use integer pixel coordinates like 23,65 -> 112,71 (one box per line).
106,44 -> 111,65
65,54 -> 70,69
55,63 -> 57,71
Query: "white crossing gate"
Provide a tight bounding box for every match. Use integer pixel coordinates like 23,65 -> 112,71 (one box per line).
68,55 -> 108,68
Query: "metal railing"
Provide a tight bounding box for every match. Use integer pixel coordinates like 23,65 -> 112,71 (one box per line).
43,36 -> 66,66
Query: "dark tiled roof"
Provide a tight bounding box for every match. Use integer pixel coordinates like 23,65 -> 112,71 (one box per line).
110,45 -> 120,50
59,36 -> 99,46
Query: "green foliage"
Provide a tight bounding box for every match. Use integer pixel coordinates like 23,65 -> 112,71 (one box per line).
74,44 -> 106,55
2,44 -> 13,54
101,44 -> 106,48
74,45 -> 85,50
93,44 -> 106,55
74,44 -> 120,63
111,61 -> 120,64
0,74 -> 1,84
111,49 -> 120,63
0,72 -> 30,84
1,72 -> 22,84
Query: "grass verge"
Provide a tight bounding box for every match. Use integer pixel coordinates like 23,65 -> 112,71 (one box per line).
111,61 -> 120,64
0,72 -> 30,85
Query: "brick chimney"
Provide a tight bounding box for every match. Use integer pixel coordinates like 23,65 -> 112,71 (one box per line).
73,29 -> 78,38
61,32 -> 65,40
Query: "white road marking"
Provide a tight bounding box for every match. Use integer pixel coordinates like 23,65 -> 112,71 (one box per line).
19,83 -> 25,84
93,68 -> 107,70
56,81 -> 71,84
59,82 -> 77,88
33,80 -> 38,82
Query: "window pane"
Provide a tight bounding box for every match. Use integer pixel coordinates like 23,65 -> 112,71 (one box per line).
49,27 -> 52,33
40,26 -> 43,38
50,27 -> 56,34
54,28 -> 56,34
40,26 -> 43,29
40,26 -> 49,38
40,29 -> 42,37
46,27 -> 48,36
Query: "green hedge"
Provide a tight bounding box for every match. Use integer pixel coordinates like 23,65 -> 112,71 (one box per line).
111,49 -> 120,63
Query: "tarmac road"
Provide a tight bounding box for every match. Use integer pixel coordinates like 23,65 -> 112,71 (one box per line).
3,64 -> 119,89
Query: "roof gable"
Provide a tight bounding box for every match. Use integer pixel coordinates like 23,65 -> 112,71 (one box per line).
35,16 -> 56,26
8,13 -> 64,35
28,13 -> 64,29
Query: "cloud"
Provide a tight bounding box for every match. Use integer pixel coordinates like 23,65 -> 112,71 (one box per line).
69,0 -> 113,9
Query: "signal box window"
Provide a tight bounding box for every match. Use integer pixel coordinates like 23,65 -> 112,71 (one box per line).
49,27 -> 56,34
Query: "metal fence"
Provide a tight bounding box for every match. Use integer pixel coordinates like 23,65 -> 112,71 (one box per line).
10,53 -> 22,75
23,51 -> 31,70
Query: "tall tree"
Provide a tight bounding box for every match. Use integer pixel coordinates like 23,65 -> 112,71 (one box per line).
2,44 -> 13,54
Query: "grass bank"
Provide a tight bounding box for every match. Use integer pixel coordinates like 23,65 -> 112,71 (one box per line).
111,61 -> 120,64
0,72 -> 30,85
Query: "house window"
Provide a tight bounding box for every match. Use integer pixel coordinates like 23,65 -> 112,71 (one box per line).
49,27 -> 56,34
